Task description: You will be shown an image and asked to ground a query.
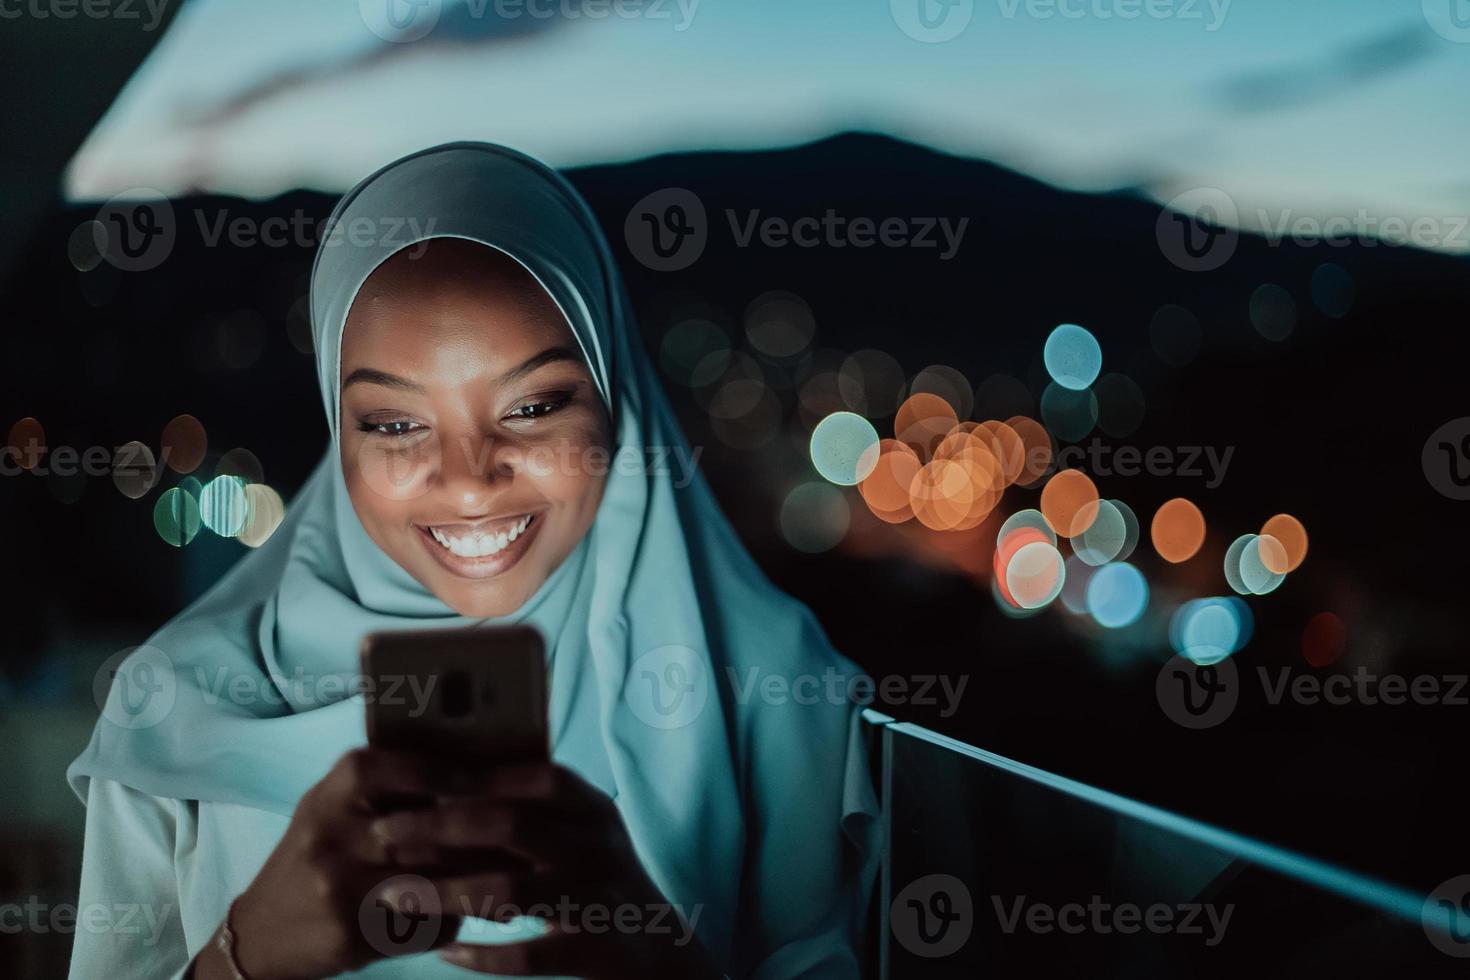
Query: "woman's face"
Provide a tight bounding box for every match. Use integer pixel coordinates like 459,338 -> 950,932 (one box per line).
339,239 -> 610,618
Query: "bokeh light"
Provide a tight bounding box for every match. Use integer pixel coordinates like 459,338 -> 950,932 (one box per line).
859,439 -> 920,523
1151,497 -> 1205,563
1005,540 -> 1066,610
1059,555 -> 1096,615
780,482 -> 850,553
1085,562 -> 1148,628
200,475 -> 249,537
161,414 -> 207,474
1074,498 -> 1127,566
744,290 -> 815,360
838,349 -> 906,417
1239,534 -> 1287,595
660,318 -> 730,387
111,441 -> 158,499
1311,263 -> 1355,319
6,417 -> 45,470
910,365 -> 973,420
894,393 -> 958,460
1111,499 -> 1140,561
217,447 -> 264,486
1249,284 -> 1297,341
1043,323 -> 1102,390
239,484 -> 286,548
1260,513 -> 1308,573
154,486 -> 202,547
1039,468 -> 1099,538
1039,382 -> 1098,442
810,411 -> 880,485
1005,415 -> 1054,487
1171,597 -> 1249,665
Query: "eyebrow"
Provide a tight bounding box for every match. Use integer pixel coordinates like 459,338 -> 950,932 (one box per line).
341,368 -> 427,393
496,344 -> 584,384
341,345 -> 584,394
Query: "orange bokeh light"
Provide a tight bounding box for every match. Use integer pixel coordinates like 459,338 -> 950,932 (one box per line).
1004,416 -> 1053,487
1039,468 -> 1100,538
859,439 -> 920,524
895,393 -> 957,461
1150,497 -> 1206,563
1260,513 -> 1308,573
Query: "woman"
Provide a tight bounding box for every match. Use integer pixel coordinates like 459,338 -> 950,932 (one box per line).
66,143 -> 878,979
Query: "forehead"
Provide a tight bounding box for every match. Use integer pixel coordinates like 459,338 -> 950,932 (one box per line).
341,239 -> 576,372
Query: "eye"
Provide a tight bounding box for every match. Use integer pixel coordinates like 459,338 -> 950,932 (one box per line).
357,419 -> 424,438
505,394 -> 571,422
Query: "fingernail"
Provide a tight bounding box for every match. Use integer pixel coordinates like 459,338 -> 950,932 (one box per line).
439,945 -> 470,965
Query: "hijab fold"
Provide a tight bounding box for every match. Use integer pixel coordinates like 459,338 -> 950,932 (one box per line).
69,143 -> 877,974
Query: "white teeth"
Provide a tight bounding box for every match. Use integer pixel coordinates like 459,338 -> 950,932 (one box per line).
427,515 -> 532,559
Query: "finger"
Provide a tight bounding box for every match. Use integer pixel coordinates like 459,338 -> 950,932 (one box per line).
437,929 -> 599,977
383,869 -> 580,923
469,763 -> 614,812
369,800 -> 600,868
323,747 -> 460,808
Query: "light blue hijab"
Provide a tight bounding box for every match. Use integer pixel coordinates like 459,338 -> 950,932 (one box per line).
69,142 -> 878,976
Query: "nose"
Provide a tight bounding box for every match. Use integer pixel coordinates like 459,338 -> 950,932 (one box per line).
436,426 -> 520,514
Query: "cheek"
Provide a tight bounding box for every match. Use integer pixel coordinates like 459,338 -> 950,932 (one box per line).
518,424 -> 609,513
343,434 -> 440,503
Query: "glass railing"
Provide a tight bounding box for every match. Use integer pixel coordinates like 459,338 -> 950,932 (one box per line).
864,712 -> 1462,977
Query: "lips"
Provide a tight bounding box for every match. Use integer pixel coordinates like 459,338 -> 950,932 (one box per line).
413,512 -> 543,579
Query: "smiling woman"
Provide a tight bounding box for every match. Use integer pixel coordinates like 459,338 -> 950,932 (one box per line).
339,240 -> 611,618
66,143 -> 879,980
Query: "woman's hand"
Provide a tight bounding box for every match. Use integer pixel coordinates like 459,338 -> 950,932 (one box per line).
370,762 -> 723,979
193,746 -> 464,980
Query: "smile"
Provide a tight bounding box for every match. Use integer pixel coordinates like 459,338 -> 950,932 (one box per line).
413,512 -> 541,579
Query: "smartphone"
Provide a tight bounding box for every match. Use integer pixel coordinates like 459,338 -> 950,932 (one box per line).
360,624 -> 549,768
